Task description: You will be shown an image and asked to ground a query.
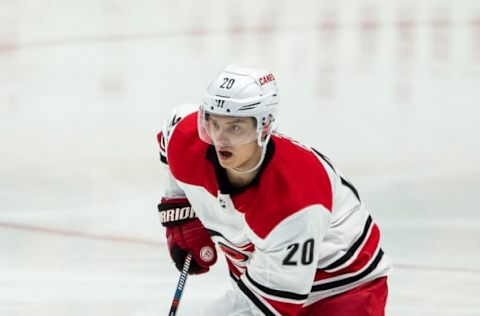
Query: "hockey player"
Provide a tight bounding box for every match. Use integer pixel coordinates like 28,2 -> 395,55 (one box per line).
157,65 -> 392,315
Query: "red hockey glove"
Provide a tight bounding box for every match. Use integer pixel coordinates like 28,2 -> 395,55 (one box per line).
158,198 -> 217,275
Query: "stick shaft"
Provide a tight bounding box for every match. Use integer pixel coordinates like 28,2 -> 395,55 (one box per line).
168,253 -> 193,316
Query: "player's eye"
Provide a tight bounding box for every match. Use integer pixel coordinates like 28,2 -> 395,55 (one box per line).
228,125 -> 242,134
210,120 -> 220,130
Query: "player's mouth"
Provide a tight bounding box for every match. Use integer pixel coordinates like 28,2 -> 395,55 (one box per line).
218,150 -> 233,160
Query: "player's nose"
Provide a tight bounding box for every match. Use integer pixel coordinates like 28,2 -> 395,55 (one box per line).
211,129 -> 232,146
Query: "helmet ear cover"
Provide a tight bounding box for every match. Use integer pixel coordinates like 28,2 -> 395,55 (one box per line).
260,115 -> 274,140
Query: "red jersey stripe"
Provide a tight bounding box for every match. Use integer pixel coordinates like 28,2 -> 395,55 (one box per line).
315,223 -> 380,281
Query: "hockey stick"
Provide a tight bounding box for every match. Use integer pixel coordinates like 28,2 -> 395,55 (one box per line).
168,253 -> 193,316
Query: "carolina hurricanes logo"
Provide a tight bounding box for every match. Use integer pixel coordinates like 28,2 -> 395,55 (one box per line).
200,246 -> 215,262
219,242 -> 251,262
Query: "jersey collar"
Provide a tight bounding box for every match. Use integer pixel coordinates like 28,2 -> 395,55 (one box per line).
206,140 -> 275,195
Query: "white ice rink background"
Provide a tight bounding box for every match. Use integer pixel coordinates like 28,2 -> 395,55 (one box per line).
1,0 -> 479,315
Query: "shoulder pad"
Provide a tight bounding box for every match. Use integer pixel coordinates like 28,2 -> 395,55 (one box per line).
158,104 -> 199,161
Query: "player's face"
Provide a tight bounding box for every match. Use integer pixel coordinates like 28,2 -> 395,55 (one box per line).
204,114 -> 258,146
207,115 -> 262,169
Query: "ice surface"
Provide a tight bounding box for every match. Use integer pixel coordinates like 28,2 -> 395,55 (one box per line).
1,0 -> 479,315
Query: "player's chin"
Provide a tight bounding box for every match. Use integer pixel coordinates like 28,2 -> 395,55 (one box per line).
218,160 -> 238,170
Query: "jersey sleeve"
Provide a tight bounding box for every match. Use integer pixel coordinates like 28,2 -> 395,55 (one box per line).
203,205 -> 332,316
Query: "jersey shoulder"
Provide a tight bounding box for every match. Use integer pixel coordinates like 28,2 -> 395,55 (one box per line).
158,106 -> 217,195
157,104 -> 198,154
243,134 -> 333,239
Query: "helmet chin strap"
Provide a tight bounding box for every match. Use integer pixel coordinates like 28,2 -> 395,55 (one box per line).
232,141 -> 268,173
232,128 -> 272,173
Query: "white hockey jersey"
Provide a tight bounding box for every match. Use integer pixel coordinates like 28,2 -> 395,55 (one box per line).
157,105 -> 391,315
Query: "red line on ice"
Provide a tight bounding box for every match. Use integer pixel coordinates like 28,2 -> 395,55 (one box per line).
0,221 -> 163,247
1,221 -> 478,274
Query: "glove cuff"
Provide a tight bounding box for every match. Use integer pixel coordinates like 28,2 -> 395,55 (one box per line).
158,198 -> 198,227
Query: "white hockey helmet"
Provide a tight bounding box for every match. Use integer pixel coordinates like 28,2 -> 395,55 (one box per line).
198,65 -> 279,147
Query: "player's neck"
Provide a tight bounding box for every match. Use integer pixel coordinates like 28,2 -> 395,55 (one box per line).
225,167 -> 260,188
225,147 -> 263,188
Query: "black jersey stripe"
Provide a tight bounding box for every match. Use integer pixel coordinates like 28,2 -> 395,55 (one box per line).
322,215 -> 373,271
159,152 -> 168,164
207,229 -> 222,238
207,229 -> 237,245
341,177 -> 361,201
311,148 -> 361,202
238,278 -> 276,316
229,270 -> 239,282
245,270 -> 309,301
311,148 -> 336,174
208,229 -> 252,250
312,248 -> 384,292
207,229 -> 229,241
